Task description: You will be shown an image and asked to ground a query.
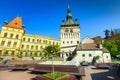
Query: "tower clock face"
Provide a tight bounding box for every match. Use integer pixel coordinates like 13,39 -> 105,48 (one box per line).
65,28 -> 68,32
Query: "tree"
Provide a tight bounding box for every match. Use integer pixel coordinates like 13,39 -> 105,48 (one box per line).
42,45 -> 60,79
102,39 -> 120,58
104,29 -> 110,39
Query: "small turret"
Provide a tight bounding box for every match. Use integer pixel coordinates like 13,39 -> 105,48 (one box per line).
75,18 -> 78,24
61,19 -> 65,25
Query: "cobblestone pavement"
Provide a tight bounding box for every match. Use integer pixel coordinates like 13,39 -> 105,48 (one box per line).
82,66 -> 117,80
0,70 -> 36,80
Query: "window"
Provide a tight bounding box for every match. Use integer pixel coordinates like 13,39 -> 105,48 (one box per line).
67,41 -> 69,44
11,51 -> 15,56
46,40 -> 47,44
31,45 -> 34,49
7,42 -> 11,47
13,42 -> 17,48
106,56 -> 108,58
53,42 -> 55,45
4,33 -> 7,38
10,34 -> 13,38
16,34 -> 19,39
82,54 -> 85,57
32,39 -> 34,42
40,46 -> 43,49
89,54 -> 92,57
71,41 -> 73,44
36,46 -> 38,50
56,42 -> 58,45
77,41 -> 79,44
26,45 -> 29,49
49,41 -> 51,44
21,44 -> 24,49
43,40 -> 45,43
37,39 -> 39,43
28,38 -> 30,42
23,37 -> 26,41
39,40 -> 41,43
63,41 -> 65,44
1,41 -> 5,46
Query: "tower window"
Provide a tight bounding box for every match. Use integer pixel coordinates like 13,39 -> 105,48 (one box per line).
70,29 -> 73,32
67,41 -> 69,44
77,41 -> 79,44
4,33 -> 7,38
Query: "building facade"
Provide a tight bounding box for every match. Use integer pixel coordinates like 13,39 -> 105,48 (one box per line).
0,17 -> 60,58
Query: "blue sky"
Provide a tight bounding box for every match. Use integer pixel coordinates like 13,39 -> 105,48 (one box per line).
0,0 -> 120,40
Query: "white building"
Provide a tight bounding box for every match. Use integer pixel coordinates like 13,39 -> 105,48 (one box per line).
72,36 -> 111,63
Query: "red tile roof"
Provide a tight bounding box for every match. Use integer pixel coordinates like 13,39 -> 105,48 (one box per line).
7,17 -> 23,29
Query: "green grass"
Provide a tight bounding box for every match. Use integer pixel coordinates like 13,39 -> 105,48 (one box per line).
112,59 -> 120,63
44,72 -> 68,79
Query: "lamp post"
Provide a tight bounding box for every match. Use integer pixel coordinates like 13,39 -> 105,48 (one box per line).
50,50 -> 55,79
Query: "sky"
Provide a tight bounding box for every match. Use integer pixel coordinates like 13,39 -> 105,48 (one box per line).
0,0 -> 120,40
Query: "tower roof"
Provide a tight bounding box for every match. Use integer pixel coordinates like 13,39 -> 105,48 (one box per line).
7,16 -> 23,29
66,4 -> 74,24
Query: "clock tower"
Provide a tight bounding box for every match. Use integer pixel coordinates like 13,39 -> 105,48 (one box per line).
60,5 -> 80,58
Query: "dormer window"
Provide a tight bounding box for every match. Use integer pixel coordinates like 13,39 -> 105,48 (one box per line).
15,22 -> 17,25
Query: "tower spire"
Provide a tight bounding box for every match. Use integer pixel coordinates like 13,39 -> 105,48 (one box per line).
66,4 -> 72,20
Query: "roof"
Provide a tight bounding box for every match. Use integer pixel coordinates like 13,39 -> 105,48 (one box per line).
7,17 -> 23,29
77,43 -> 101,50
92,36 -> 103,44
102,47 -> 109,53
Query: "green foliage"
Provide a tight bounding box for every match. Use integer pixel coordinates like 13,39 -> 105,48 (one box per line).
95,56 -> 100,60
44,72 -> 68,79
31,56 -> 35,60
102,37 -> 120,57
42,45 -> 60,59
0,57 -> 3,61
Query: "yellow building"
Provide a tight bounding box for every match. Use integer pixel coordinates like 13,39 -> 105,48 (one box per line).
0,17 -> 60,57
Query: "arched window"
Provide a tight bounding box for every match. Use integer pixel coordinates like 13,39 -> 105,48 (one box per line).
16,34 -> 19,39
23,37 -> 26,41
40,46 -> 43,49
36,46 -> 38,50
28,38 -> 30,42
21,44 -> 24,49
4,33 -> 7,38
32,39 -> 34,42
10,34 -> 13,38
31,45 -> 34,49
